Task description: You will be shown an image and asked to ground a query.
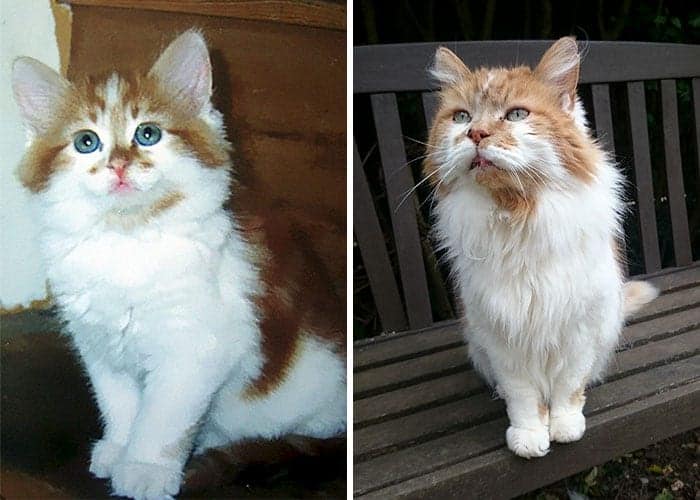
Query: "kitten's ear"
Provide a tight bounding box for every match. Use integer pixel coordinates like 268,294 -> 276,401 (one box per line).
149,30 -> 212,114
12,57 -> 70,135
535,37 -> 580,112
430,47 -> 470,87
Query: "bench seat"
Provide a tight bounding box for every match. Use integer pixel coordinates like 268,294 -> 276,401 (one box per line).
353,264 -> 700,498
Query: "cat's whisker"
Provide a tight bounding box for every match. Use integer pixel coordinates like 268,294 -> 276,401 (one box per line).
394,165 -> 445,212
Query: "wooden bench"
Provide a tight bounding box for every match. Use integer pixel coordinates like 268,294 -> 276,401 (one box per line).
353,40 -> 700,498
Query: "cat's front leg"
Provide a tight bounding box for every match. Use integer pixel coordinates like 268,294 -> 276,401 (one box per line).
110,358 -> 229,500
80,356 -> 141,479
496,372 -> 551,458
548,347 -> 594,443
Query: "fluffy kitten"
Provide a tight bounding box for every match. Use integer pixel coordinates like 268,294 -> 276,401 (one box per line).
11,31 -> 345,499
424,37 -> 657,458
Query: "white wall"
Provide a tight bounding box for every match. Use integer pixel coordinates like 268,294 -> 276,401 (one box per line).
0,1 -> 62,308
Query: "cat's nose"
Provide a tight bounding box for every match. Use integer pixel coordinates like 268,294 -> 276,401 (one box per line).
467,128 -> 490,144
107,158 -> 129,179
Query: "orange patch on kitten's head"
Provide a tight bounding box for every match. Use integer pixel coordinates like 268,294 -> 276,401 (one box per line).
425,37 -> 601,216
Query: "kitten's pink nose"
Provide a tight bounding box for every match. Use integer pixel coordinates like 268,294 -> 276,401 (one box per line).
107,159 -> 129,180
468,128 -> 490,144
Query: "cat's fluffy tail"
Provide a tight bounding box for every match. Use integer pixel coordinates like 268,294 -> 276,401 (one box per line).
622,280 -> 659,318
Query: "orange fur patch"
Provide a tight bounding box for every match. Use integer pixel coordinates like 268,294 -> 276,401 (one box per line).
538,402 -> 549,425
18,143 -> 67,193
241,215 -> 344,399
569,387 -> 586,408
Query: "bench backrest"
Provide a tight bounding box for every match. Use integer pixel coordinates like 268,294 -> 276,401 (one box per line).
354,41 -> 700,334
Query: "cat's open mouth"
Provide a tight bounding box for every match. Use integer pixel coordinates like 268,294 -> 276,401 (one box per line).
470,155 -> 497,170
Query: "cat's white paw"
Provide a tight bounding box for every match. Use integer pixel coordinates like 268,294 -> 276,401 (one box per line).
89,439 -> 124,479
506,425 -> 550,458
549,411 -> 586,443
111,461 -> 181,500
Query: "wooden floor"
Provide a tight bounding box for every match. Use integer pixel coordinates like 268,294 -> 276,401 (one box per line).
354,264 -> 700,499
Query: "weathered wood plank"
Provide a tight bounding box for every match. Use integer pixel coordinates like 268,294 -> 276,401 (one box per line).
660,79 -> 692,266
421,91 -> 439,129
355,321 -> 461,371
361,380 -> 700,499
354,355 -> 700,495
355,369 -> 482,428
354,141 -> 408,332
694,78 -> 700,177
355,328 -> 700,457
355,41 -> 700,93
591,83 -> 616,155
627,81 -> 661,273
371,93 -> 433,330
355,344 -> 469,398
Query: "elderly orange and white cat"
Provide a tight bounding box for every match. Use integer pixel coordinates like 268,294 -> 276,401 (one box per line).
425,38 -> 657,458
12,31 -> 345,499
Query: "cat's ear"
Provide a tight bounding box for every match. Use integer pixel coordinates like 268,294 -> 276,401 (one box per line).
12,57 -> 70,135
535,37 -> 580,112
149,30 -> 212,114
430,47 -> 471,87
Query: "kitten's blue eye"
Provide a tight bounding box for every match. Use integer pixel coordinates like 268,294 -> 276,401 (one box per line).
134,123 -> 162,146
73,130 -> 100,154
506,108 -> 530,121
453,110 -> 471,124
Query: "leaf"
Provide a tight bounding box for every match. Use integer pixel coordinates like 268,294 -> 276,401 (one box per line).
671,17 -> 681,29
647,464 -> 664,474
584,466 -> 598,486
654,489 -> 674,500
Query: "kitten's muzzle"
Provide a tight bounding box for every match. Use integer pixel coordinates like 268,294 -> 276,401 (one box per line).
471,154 -> 495,170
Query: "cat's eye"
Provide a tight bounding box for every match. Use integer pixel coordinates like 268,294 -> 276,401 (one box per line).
134,123 -> 162,146
73,130 -> 101,154
453,110 -> 471,124
506,108 -> 530,121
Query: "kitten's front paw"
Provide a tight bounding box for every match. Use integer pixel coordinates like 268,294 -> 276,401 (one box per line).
111,461 -> 181,500
549,411 -> 586,443
506,425 -> 550,458
90,439 -> 124,479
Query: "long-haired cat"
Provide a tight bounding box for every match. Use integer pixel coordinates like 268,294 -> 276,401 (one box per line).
424,37 -> 657,458
11,30 -> 345,498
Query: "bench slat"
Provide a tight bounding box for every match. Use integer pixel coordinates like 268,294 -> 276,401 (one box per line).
356,303 -> 700,425
355,344 -> 469,398
694,78 -> 700,177
355,42 -> 700,93
627,81 -> 661,272
371,93 -> 433,329
354,141 -> 408,332
421,91 -> 439,129
661,79 -> 693,266
354,355 -> 700,495
591,83 -> 616,155
360,380 -> 700,499
355,328 -> 700,459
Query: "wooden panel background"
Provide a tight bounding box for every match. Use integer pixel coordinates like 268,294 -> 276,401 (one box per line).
67,4 -> 346,295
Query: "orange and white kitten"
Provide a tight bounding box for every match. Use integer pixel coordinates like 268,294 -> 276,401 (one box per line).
425,38 -> 657,458
12,31 -> 345,499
